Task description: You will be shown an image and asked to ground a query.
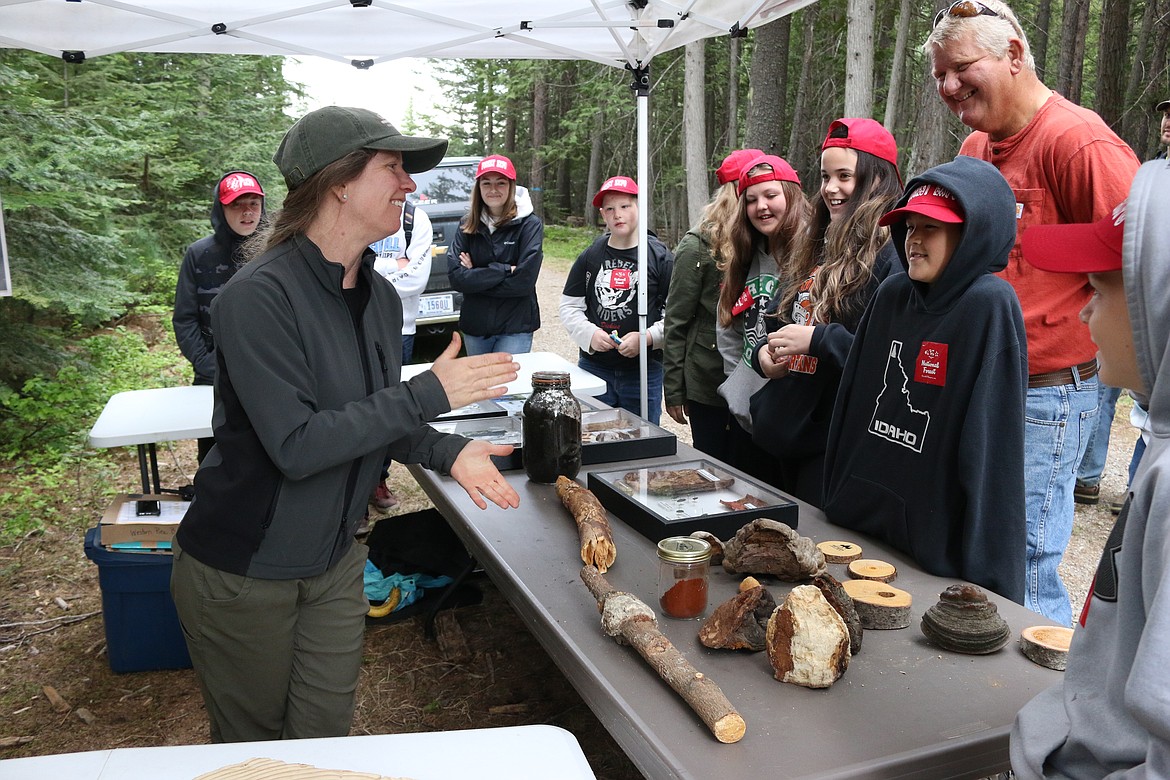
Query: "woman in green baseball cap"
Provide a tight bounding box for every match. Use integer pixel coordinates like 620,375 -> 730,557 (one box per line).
170,106 -> 521,743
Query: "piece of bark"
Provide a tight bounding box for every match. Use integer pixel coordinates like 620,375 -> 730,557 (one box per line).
816,540 -> 863,564
812,574 -> 863,654
841,579 -> 913,629
1020,625 -> 1074,671
721,519 -> 826,581
74,707 -> 97,725
556,476 -> 617,573
689,531 -> 724,565
42,685 -> 70,713
0,736 -> 35,748
766,585 -> 851,689
580,565 -> 746,744
698,583 -> 777,652
433,611 -> 471,664
847,558 -> 898,583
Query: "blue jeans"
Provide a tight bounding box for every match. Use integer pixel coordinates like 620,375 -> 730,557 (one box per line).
462,332 -> 533,356
578,356 -> 663,425
1076,383 -> 1121,486
1023,375 -> 1098,625
401,334 -> 415,365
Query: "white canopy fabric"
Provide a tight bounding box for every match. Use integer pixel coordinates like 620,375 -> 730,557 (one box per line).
1,0 -> 815,413
0,0 -> 812,68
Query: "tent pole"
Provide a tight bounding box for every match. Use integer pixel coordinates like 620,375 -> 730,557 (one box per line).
632,64 -> 650,420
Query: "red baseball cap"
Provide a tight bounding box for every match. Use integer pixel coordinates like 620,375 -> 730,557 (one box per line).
1022,203 -> 1125,274
218,172 -> 265,205
476,154 -> 517,180
716,148 -> 764,186
737,154 -> 801,195
878,183 -> 965,226
822,118 -> 899,170
593,175 -> 639,208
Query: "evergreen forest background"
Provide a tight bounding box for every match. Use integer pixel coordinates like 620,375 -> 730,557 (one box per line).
0,0 -> 1166,537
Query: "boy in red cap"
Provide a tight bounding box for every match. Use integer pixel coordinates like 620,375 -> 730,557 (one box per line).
822,155 -> 1028,601
173,170 -> 266,462
561,176 -> 673,422
1010,159 -> 1170,779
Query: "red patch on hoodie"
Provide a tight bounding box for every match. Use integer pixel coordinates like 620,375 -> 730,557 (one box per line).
915,341 -> 948,386
731,286 -> 755,316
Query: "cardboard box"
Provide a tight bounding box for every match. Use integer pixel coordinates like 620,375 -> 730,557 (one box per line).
98,493 -> 188,547
83,527 -> 192,673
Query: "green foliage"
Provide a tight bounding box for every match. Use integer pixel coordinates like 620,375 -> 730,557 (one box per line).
0,49 -> 294,391
0,326 -> 182,462
542,225 -> 602,272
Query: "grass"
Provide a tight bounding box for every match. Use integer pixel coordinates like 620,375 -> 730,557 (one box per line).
542,224 -> 602,273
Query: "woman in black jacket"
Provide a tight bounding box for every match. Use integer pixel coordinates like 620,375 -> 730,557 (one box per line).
448,154 -> 544,355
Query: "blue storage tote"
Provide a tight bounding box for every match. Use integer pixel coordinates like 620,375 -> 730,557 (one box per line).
83,527 -> 192,673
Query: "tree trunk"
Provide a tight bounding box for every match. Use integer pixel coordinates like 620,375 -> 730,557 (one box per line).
1033,0 -> 1053,82
531,69 -> 547,221
745,18 -> 790,154
907,59 -> 960,176
786,5 -> 821,179
585,105 -> 604,223
883,0 -> 912,130
727,37 -> 740,149
1095,0 -> 1131,130
1121,0 -> 1159,149
845,0 -> 875,117
1056,0 -> 1089,102
683,41 -> 708,226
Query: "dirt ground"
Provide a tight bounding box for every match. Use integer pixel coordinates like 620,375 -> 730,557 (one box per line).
0,266 -> 1129,778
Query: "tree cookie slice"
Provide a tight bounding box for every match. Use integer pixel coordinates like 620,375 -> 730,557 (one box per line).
847,558 -> 897,583
841,579 -> 912,629
817,540 -> 863,564
1020,625 -> 1074,671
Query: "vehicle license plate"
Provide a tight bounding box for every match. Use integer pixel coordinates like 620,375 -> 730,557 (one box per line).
419,294 -> 454,316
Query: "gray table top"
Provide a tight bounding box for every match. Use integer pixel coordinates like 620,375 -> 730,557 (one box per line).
409,443 -> 1061,780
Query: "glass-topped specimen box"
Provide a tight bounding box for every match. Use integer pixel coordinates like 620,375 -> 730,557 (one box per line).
493,392 -> 608,416
430,408 -> 676,471
431,397 -> 507,423
586,459 -> 799,542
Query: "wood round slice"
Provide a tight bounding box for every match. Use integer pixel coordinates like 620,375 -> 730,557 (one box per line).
847,558 -> 897,583
841,579 -> 912,629
817,540 -> 863,564
1020,625 -> 1074,670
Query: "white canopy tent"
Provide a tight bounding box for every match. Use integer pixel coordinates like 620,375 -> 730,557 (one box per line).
0,0 -> 814,415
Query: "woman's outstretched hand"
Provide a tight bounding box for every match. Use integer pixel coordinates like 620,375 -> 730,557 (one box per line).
429,332 -> 519,410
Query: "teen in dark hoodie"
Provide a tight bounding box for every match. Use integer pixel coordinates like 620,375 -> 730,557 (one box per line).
172,170 -> 266,461
822,156 -> 1028,603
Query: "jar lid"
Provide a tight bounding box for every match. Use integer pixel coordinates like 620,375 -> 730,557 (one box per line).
531,371 -> 571,387
657,536 -> 712,563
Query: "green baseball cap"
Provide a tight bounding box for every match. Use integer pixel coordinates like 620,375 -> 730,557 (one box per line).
273,106 -> 448,189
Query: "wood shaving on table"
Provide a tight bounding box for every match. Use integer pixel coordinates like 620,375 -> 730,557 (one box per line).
191,757 -> 414,780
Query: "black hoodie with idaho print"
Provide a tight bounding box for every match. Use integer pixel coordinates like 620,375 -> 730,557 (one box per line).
822,155 -> 1028,603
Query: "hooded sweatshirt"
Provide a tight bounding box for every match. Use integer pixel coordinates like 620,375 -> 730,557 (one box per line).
1011,159 -> 1170,778
447,185 -> 543,337
173,171 -> 267,384
822,156 -> 1028,603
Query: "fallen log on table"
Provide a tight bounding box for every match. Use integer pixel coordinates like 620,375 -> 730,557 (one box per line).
556,476 -> 617,573
1020,625 -> 1074,670
841,579 -> 912,630
580,565 -> 746,744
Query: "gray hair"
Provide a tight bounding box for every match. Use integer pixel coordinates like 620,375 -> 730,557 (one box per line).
924,0 -> 1035,72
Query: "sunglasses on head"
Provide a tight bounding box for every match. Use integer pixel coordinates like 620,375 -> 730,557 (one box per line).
933,0 -> 1002,27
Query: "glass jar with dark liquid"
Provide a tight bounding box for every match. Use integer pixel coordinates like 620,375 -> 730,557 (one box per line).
521,371 -> 582,483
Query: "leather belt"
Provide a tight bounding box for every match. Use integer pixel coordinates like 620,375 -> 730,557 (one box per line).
1027,359 -> 1098,389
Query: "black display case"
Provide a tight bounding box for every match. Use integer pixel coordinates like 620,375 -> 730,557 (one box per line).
586,459 -> 799,542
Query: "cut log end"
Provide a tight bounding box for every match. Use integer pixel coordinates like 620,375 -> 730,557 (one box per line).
1020,625 -> 1074,670
713,713 -> 747,744
847,558 -> 898,583
841,579 -> 912,630
817,540 -> 864,563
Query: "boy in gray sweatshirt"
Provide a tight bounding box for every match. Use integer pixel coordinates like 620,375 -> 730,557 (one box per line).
1011,159 -> 1170,777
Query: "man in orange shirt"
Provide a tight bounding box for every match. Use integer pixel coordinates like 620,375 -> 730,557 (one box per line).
925,0 -> 1139,624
